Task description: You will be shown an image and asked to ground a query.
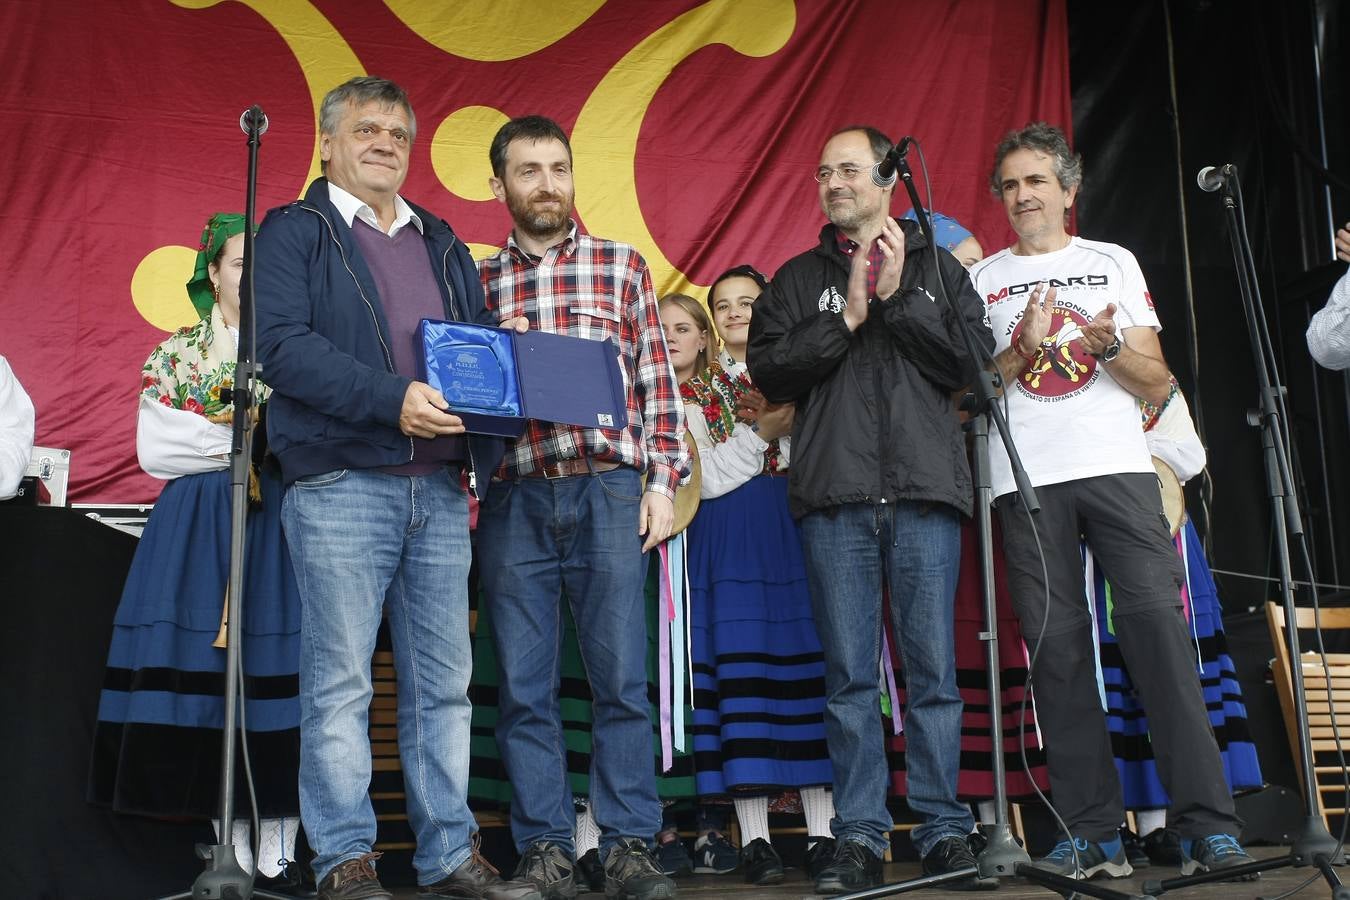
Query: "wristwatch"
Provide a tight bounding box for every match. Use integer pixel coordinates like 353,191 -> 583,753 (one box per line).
1100,336 -> 1122,362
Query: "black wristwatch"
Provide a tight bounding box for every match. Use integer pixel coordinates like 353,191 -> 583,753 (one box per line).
1100,336 -> 1122,362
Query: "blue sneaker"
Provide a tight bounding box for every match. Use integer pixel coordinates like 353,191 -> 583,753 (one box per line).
1032,836 -> 1133,880
653,830 -> 693,877
1180,834 -> 1259,881
691,831 -> 738,875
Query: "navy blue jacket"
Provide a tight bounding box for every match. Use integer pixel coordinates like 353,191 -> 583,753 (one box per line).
255,178 -> 504,494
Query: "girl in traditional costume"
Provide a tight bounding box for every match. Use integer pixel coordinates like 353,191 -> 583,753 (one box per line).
89,214 -> 308,895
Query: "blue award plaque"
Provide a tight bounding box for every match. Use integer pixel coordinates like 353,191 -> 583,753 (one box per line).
441,343 -> 507,411
420,321 -> 522,430
420,318 -> 627,437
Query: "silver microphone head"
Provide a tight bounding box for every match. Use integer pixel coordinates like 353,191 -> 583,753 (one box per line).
239,107 -> 269,136
1196,164 -> 1231,193
871,163 -> 897,188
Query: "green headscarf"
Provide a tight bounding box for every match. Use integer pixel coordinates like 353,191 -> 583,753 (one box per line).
186,212 -> 252,320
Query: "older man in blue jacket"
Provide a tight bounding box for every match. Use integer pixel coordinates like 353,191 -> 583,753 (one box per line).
255,76 -> 537,900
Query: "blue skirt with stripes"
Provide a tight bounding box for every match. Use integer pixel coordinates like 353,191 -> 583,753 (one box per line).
688,474 -> 833,795
1093,519 -> 1263,809
88,468 -> 301,818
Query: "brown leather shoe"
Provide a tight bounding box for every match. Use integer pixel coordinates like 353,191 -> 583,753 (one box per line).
419,840 -> 543,899
317,852 -> 392,900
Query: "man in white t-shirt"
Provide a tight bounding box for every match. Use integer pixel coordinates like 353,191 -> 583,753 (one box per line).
968,123 -> 1254,882
0,355 -> 35,500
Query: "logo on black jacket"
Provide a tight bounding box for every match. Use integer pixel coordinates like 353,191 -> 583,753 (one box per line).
818,286 -> 846,313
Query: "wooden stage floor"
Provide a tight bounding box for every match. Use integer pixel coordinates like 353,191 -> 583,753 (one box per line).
388,846 -> 1335,899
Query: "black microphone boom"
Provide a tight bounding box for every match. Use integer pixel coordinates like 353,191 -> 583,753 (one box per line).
1197,163 -> 1234,193
871,135 -> 914,188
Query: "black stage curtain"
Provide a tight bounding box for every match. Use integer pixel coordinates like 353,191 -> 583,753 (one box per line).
1067,0 -> 1350,814
1,508 -> 208,899
1069,0 -> 1350,614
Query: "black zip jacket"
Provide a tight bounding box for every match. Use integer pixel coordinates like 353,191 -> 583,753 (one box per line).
746,221 -> 994,519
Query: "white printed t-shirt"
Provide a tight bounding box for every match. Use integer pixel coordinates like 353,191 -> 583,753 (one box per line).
968,236 -> 1161,498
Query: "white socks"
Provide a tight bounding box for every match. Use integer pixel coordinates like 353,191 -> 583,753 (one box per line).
212,817 -> 297,877
800,786 -> 835,848
734,796 -> 771,845
256,817 -> 299,878
213,818 -> 254,874
575,806 -> 601,854
1136,809 -> 1167,836
730,789 -> 835,849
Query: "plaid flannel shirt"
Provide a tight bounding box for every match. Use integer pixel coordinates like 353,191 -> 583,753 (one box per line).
478,222 -> 689,498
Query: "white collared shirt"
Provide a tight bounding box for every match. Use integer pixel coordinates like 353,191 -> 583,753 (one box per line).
326,181 -> 423,238
1308,268 -> 1350,371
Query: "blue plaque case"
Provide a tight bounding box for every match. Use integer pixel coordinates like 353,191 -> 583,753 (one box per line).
420,319 -> 629,438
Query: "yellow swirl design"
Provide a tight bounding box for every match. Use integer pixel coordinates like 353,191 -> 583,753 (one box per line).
383,0 -> 605,61
572,0 -> 795,295
137,0 -> 364,330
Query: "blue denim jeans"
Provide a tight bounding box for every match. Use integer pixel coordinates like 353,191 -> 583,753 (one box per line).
282,467 -> 474,885
475,467 -> 659,856
799,501 -> 970,858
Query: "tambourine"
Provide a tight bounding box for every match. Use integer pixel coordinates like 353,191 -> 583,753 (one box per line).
642,431 -> 701,538
1153,455 -> 1185,536
670,432 -> 701,536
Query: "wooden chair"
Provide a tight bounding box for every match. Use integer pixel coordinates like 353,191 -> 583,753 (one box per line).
1265,601 -> 1350,833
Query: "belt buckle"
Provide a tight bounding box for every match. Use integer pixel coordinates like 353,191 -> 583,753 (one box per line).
543,460 -> 573,480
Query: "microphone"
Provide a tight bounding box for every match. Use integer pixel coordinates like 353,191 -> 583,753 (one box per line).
239,106 -> 269,136
871,136 -> 915,188
1196,163 -> 1234,193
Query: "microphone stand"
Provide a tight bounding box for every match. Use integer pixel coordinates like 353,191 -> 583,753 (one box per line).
160,105 -> 290,900
838,151 -> 1125,899
1133,168 -> 1346,899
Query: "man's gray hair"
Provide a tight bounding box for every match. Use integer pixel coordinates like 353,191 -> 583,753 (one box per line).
989,122 -> 1083,195
318,77 -> 416,173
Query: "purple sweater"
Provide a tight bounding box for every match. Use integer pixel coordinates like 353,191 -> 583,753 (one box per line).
352,218 -> 465,473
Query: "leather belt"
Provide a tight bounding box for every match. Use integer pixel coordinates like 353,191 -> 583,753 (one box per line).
522,458 -> 623,479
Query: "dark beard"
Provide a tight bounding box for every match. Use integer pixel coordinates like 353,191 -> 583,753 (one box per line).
507,191 -> 573,238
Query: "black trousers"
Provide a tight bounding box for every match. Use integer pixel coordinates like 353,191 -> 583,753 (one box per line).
996,471 -> 1241,842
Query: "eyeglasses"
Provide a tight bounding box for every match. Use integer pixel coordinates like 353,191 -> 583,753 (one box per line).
814,164 -> 864,184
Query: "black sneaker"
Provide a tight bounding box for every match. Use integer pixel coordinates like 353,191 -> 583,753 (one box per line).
813,840 -> 882,895
921,836 -> 998,891
1031,837 -> 1132,880
513,843 -> 578,899
575,849 -> 606,894
653,830 -> 692,878
1180,834 -> 1259,882
256,861 -> 318,897
421,843 -> 543,899
1142,828 -> 1182,866
1120,828 -> 1151,868
804,837 -> 837,882
739,838 -> 785,885
602,838 -> 676,899
316,852 -> 392,900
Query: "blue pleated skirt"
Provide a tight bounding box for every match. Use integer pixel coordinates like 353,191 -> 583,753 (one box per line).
1094,519 -> 1263,809
688,474 -> 833,795
88,468 -> 301,817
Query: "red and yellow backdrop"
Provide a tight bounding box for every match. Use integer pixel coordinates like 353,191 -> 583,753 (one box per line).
0,0 -> 1068,502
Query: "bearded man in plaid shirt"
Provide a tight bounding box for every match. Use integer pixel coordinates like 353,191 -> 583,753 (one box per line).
476,115 -> 689,900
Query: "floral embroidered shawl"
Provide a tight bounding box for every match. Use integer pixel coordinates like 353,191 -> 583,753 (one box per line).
140,304 -> 269,418
680,361 -> 784,475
